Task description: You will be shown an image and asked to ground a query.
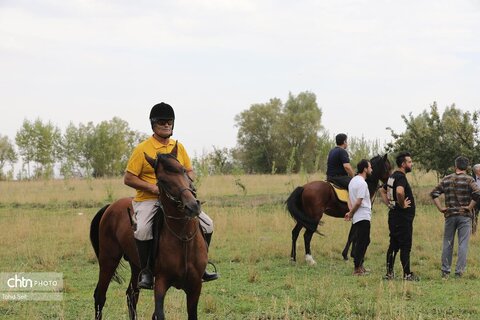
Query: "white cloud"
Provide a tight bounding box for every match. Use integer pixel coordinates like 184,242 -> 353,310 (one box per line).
1,0 -> 480,156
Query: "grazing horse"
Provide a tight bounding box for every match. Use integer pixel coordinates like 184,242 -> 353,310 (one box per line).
90,146 -> 207,320
286,154 -> 391,265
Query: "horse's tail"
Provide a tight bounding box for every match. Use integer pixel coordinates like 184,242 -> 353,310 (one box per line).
286,186 -> 319,233
90,204 -> 109,259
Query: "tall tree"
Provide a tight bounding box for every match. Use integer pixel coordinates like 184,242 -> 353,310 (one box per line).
0,135 -> 17,180
349,136 -> 383,167
234,92 -> 323,173
277,91 -> 322,172
87,117 -> 146,177
59,122 -> 95,177
235,98 -> 282,173
15,119 -> 61,178
387,102 -> 479,177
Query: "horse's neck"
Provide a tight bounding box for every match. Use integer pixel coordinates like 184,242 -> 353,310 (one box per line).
367,177 -> 379,199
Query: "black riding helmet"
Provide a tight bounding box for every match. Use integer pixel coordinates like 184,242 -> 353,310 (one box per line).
150,102 -> 175,132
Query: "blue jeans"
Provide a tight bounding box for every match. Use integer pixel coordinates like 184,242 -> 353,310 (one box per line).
441,215 -> 472,274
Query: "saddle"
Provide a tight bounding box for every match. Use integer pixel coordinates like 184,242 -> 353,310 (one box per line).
328,182 -> 349,204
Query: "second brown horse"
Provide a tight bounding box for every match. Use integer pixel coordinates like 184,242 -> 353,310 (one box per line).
286,154 -> 391,265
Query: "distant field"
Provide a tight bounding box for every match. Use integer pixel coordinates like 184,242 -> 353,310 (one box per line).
1,171 -> 480,319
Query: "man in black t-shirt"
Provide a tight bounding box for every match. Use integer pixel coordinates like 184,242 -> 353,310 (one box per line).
326,133 -> 354,189
381,151 -> 419,281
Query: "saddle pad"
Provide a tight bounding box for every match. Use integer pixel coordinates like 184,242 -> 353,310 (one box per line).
330,184 -> 349,203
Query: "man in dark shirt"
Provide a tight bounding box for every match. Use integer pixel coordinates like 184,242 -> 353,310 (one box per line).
380,152 -> 418,281
431,156 -> 480,278
326,133 -> 354,189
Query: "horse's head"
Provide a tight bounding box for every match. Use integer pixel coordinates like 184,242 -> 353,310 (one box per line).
369,154 -> 392,184
365,154 -> 392,199
144,147 -> 201,218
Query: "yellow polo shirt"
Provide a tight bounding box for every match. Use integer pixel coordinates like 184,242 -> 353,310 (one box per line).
126,136 -> 192,201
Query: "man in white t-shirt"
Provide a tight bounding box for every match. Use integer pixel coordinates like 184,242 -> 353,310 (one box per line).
345,159 -> 373,276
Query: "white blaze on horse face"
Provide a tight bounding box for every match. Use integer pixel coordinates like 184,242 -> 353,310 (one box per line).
305,254 -> 316,266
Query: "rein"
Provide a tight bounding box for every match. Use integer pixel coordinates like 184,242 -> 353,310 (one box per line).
155,179 -> 199,242
153,155 -> 201,282
160,202 -> 199,282
162,212 -> 199,242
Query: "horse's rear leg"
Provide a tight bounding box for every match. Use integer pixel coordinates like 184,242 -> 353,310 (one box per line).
291,222 -> 303,262
342,224 -> 355,261
126,266 -> 140,320
94,257 -> 121,320
304,229 -> 316,265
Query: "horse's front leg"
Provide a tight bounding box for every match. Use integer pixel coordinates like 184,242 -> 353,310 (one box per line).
186,281 -> 202,320
152,277 -> 168,320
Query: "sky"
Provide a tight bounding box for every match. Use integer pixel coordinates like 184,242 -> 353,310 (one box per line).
1,0 -> 480,159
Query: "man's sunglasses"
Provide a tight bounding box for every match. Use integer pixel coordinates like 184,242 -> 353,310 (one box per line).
154,119 -> 173,126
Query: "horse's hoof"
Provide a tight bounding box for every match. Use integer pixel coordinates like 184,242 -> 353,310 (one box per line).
305,254 -> 316,266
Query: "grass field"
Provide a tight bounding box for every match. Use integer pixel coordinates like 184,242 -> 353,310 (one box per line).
1,172 -> 480,319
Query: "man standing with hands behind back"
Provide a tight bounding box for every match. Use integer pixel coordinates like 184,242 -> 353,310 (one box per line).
431,156 -> 480,278
345,159 -> 373,276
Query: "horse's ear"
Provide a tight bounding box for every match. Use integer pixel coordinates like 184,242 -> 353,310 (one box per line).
144,152 -> 156,169
383,154 -> 388,161
171,141 -> 178,158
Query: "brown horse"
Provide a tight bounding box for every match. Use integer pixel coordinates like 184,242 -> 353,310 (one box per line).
286,154 -> 391,265
90,146 -> 207,320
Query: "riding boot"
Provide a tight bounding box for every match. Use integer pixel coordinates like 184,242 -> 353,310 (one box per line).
135,239 -> 153,289
203,232 -> 219,282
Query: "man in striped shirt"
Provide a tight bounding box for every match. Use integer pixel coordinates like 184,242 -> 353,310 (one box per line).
431,156 -> 480,278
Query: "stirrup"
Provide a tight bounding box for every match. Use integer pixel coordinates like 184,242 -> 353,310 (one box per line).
138,269 -> 153,290
202,261 -> 219,282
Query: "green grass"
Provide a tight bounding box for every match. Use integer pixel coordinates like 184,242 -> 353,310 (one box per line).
0,173 -> 479,319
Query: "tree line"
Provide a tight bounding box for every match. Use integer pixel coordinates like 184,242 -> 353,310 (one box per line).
387,102 -> 480,178
0,117 -> 147,180
0,94 -> 478,180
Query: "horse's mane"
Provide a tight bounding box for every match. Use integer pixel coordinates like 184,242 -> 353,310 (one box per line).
369,154 -> 387,179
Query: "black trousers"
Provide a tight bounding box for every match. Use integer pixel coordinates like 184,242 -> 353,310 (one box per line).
327,175 -> 352,190
386,213 -> 414,275
353,220 -> 371,268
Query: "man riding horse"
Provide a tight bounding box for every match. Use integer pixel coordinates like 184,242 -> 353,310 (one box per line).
124,102 -> 218,289
326,133 -> 354,189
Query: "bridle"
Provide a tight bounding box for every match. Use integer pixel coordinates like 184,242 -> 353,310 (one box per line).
154,155 -> 198,213
153,155 -> 202,280
157,178 -> 197,212
153,155 -> 200,242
